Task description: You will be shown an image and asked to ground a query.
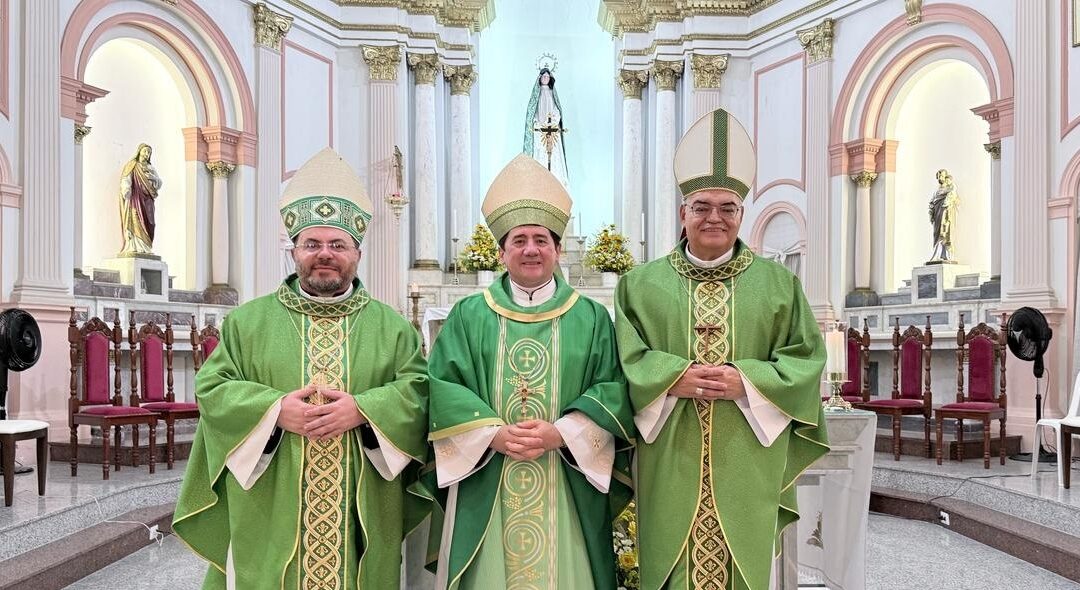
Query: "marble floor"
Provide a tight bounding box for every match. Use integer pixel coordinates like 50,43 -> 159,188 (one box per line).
60,513 -> 1080,589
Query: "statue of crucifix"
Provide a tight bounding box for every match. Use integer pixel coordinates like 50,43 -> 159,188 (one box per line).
532,114 -> 562,172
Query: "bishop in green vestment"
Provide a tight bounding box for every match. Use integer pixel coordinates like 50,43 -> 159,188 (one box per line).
616,109 -> 829,590
173,149 -> 429,589
427,155 -> 634,589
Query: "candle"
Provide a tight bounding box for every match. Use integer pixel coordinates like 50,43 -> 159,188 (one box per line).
408,282 -> 419,296
824,324 -> 847,376
451,208 -> 458,238
640,211 -> 646,237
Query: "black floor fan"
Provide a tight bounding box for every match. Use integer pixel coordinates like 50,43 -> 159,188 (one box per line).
0,308 -> 42,474
1006,307 -> 1056,463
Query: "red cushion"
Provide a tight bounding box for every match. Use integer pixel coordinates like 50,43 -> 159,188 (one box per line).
842,338 -> 862,395
968,336 -> 995,401
939,401 -> 1001,412
79,405 -> 155,416
861,398 -> 925,408
141,336 -> 165,402
83,332 -> 111,404
202,337 -> 218,361
900,338 -> 923,399
142,401 -> 198,411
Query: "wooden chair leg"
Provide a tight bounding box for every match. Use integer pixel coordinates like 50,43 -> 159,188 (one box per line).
924,414 -> 932,458
70,425 -> 78,477
166,417 -> 175,470
1000,418 -> 1006,465
102,428 -> 111,481
2,436 -> 13,507
892,415 -> 901,461
956,419 -> 964,462
113,425 -> 121,472
132,425 -> 140,468
936,415 -> 944,465
983,418 -> 991,469
1064,431 -> 1073,489
36,433 -> 47,496
148,421 -> 156,475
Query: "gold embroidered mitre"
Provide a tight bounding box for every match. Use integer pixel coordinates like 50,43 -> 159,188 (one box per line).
674,108 -> 756,200
482,154 -> 572,241
279,148 -> 374,244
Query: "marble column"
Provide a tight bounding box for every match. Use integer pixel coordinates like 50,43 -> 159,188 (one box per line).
985,141 -> 1001,281
850,170 -> 877,299
1007,2 -> 1055,305
408,53 -> 441,269
206,161 -> 235,286
651,59 -> 683,258
73,125 -> 91,274
797,19 -> 836,323
252,3 -> 292,296
690,53 -> 728,119
444,65 -> 477,249
11,0 -> 66,304
363,45 -> 404,308
618,69 -> 648,260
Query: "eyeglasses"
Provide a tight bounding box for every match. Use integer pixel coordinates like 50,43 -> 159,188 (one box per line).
688,203 -> 742,219
298,240 -> 356,253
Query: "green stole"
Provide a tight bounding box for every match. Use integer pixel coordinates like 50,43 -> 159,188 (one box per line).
427,274 -> 634,589
615,240 -> 829,590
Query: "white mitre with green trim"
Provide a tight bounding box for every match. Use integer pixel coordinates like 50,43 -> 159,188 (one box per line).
482,154 -> 573,242
279,148 -> 374,245
674,108 -> 756,200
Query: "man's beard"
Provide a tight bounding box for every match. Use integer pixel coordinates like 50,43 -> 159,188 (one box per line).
296,259 -> 355,296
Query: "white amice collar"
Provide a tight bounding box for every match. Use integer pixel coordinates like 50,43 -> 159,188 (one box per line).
509,276 -> 556,307
298,282 -> 354,304
685,244 -> 734,269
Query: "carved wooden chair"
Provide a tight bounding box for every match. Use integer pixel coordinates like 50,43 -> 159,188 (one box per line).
854,316 -> 933,460
130,312 -> 198,470
935,313 -> 1008,469
822,320 -> 870,404
191,317 -> 220,372
68,308 -> 157,480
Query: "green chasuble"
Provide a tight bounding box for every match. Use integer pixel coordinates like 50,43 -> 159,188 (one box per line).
615,239 -> 829,590
173,276 -> 429,590
427,273 -> 634,590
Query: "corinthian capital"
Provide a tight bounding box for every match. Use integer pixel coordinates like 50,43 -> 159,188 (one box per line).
796,18 -> 835,64
253,3 -> 293,51
207,161 -> 236,179
617,69 -> 649,99
443,65 -> 477,95
407,53 -> 441,85
690,53 -> 729,89
849,170 -> 877,188
651,59 -> 684,91
363,45 -> 402,81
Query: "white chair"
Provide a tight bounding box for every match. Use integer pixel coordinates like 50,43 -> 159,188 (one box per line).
0,419 -> 49,506
1029,376 -> 1080,487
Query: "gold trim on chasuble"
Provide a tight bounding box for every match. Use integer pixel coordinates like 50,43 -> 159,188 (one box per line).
301,315 -> 350,590
689,276 -> 735,589
494,315 -> 561,589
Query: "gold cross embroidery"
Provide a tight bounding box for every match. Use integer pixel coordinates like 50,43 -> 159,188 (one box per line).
694,323 -> 724,364
507,373 -> 531,419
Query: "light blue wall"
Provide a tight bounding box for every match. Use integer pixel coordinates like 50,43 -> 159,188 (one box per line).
477,0 -> 615,238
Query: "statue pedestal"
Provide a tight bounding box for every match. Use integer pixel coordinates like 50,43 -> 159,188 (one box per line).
911,262 -> 970,304
102,256 -> 170,302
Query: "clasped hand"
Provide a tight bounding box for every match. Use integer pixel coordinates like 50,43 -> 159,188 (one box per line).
669,363 -> 746,401
277,385 -> 368,441
490,419 -> 563,461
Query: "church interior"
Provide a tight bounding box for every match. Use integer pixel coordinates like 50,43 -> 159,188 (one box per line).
0,0 -> 1079,588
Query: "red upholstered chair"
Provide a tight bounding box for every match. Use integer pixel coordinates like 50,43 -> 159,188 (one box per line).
191,317 -> 220,372
823,320 -> 870,404
935,313 -> 1008,469
130,312 -> 198,470
854,316 -> 933,460
67,308 -> 157,480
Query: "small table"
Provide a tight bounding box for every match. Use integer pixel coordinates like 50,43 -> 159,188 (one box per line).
0,420 -> 48,507
1063,422 -> 1080,489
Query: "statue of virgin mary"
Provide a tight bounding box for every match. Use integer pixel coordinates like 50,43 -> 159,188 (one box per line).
522,65 -> 569,188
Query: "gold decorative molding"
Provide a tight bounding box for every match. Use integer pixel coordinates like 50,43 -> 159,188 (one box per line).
253,3 -> 293,51
407,53 -> 441,85
796,18 -> 834,64
74,124 -> 91,144
363,45 -> 402,81
849,170 -> 877,188
206,161 -> 237,178
905,0 -> 923,26
984,141 -> 1001,160
617,69 -> 649,99
652,59 -> 683,91
334,0 -> 495,32
281,1 -> 474,51
599,0 -> 784,36
443,65 -> 477,95
690,53 -> 729,89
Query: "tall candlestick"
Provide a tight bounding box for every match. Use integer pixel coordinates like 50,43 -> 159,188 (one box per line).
452,208 -> 458,239
824,324 -> 847,377
640,211 -> 646,238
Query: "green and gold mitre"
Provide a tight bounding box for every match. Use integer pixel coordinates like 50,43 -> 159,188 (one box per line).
482,154 -> 572,241
279,148 -> 374,244
674,107 -> 756,200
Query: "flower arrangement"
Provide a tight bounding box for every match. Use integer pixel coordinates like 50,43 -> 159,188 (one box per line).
458,224 -> 502,272
584,224 -> 635,274
613,502 -> 640,590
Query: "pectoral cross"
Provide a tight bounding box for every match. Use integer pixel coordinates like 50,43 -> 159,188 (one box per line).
694,322 -> 724,365
532,114 -> 561,171
508,373 -> 531,419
